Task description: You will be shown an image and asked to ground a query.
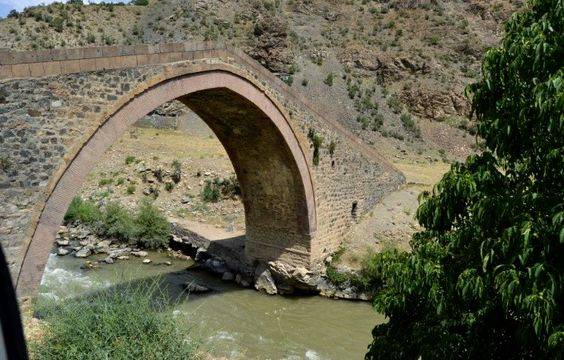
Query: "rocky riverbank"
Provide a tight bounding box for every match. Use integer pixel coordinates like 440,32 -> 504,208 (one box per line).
54,221 -> 371,301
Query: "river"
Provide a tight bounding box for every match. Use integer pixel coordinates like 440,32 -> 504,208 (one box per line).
38,251 -> 384,359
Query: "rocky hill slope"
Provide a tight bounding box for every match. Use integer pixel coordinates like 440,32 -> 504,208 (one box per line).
0,0 -> 519,163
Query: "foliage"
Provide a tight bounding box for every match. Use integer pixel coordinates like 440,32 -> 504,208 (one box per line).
102,202 -> 136,242
125,155 -> 137,165
325,249 -> 391,295
126,184 -> 136,195
64,197 -> 170,249
30,279 -> 201,360
171,160 -> 182,184
201,180 -> 221,203
324,72 -> 334,86
201,177 -> 240,202
307,128 -> 324,166
64,197 -> 102,224
367,1 -> 563,358
132,0 -> 150,5
400,112 -> 421,138
134,200 -> 171,249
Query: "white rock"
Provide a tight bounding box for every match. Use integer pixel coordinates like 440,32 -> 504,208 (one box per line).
222,271 -> 234,281
74,247 -> 91,258
57,248 -> 69,256
142,259 -> 152,264
132,250 -> 148,257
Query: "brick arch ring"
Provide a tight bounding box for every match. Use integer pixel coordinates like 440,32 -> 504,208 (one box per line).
16,67 -> 317,297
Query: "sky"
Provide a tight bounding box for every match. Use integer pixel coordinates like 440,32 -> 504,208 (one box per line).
0,0 -> 130,18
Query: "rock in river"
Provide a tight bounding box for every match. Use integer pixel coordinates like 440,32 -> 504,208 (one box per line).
184,281 -> 211,293
254,264 -> 277,295
74,247 -> 91,258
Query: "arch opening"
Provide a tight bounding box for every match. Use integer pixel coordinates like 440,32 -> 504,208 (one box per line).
16,70 -> 316,296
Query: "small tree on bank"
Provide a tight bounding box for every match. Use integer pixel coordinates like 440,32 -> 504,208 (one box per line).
366,0 -> 563,359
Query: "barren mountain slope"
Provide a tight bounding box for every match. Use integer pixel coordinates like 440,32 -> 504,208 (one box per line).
0,0 -> 520,162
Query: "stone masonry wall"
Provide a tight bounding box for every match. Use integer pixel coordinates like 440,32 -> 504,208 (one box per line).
0,42 -> 404,288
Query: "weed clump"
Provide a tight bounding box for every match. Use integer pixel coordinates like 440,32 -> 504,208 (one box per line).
30,279 -> 201,360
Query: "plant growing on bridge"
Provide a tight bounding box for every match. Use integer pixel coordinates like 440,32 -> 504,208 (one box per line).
308,128 -> 324,166
367,1 -> 563,358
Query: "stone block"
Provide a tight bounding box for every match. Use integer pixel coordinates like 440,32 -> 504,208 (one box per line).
43,61 -> 62,75
28,63 -> 44,77
0,65 -> 12,78
102,46 -> 120,57
60,60 -> 81,75
11,63 -> 30,78
78,58 -> 97,72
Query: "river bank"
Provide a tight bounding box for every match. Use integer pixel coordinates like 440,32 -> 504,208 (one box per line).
53,219 -> 373,301
36,244 -> 384,359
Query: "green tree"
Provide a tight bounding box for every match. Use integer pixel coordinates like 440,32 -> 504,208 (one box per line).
366,1 -> 563,359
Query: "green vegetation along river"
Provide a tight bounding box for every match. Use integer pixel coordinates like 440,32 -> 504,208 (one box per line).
38,251 -> 384,359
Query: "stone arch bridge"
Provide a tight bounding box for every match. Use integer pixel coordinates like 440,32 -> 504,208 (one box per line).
0,42 -> 403,297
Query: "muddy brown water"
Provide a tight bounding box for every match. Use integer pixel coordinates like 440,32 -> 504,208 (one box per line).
38,251 -> 384,359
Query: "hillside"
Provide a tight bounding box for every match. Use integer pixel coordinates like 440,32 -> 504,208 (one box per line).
0,0 -> 522,269
0,0 -> 519,163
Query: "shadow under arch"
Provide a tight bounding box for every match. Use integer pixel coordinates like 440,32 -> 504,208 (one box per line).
16,69 -> 317,297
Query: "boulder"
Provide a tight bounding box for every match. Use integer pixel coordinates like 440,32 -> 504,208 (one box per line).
56,239 -> 69,246
195,247 -> 208,261
254,264 -> 277,295
74,247 -> 91,258
109,247 -> 131,258
103,256 -> 114,264
131,250 -> 148,257
57,248 -> 69,256
142,258 -> 152,264
184,281 -> 211,293
221,271 -> 234,281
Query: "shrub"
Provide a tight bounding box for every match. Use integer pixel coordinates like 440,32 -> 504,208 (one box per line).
324,72 -> 334,86
220,176 -> 241,198
171,160 -> 181,184
126,184 -> 136,195
201,180 -> 220,203
125,155 -> 136,165
86,33 -> 96,44
98,178 -> 112,186
102,202 -> 135,242
400,112 -> 421,138
133,0 -> 150,5
308,129 -> 323,166
64,197 -> 102,224
134,200 -> 170,249
30,279 -> 201,360
164,182 -> 175,192
50,17 -> 64,32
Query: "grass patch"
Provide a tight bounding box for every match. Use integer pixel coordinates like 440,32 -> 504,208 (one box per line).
125,155 -> 136,165
126,184 -> 136,195
30,279 -> 201,360
98,178 -> 113,186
